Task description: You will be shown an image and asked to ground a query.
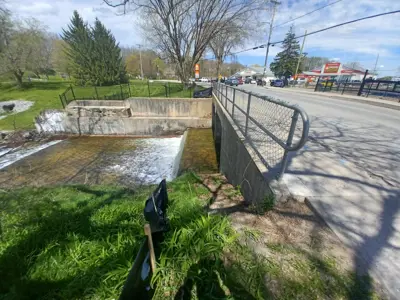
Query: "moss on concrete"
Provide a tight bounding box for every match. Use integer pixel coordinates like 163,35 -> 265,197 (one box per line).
179,128 -> 218,174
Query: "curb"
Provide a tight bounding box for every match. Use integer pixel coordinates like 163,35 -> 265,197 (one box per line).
266,87 -> 400,111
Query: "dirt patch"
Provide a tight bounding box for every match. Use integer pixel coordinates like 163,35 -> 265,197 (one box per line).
199,173 -> 387,299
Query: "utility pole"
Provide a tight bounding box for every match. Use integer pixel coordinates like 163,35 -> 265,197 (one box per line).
294,30 -> 307,80
373,53 -> 379,75
262,0 -> 280,78
137,44 -> 144,80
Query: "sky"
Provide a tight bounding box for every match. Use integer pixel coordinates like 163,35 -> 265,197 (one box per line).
4,0 -> 400,77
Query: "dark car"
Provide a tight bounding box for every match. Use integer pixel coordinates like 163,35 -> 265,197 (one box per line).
245,77 -> 252,84
256,79 -> 265,86
225,78 -> 239,86
271,79 -> 285,87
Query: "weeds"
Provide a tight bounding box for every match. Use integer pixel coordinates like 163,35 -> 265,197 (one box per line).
0,173 -> 382,299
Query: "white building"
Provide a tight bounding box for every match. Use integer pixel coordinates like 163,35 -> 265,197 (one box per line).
233,66 -> 275,81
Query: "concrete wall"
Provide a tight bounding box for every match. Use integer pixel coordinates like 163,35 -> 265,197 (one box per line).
212,95 -> 271,204
127,98 -> 212,118
36,97 -> 211,136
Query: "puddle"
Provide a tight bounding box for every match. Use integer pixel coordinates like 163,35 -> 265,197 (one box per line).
0,100 -> 34,120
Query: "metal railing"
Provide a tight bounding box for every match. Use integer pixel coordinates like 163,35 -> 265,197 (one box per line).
212,82 -> 309,179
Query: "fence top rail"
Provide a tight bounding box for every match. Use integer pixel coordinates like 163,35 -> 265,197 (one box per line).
214,82 -> 310,152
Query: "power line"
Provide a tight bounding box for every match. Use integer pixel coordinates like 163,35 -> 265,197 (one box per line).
273,0 -> 344,29
231,9 -> 400,56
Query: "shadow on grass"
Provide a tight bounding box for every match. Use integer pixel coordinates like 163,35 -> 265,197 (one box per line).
0,186 -> 143,299
175,257 -> 259,300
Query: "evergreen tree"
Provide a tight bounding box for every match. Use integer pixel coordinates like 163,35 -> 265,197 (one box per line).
61,11 -> 93,85
91,19 -> 126,86
270,26 -> 301,78
62,12 -> 127,86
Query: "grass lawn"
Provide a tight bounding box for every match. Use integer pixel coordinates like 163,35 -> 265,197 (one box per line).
0,173 -> 381,300
0,79 -> 192,131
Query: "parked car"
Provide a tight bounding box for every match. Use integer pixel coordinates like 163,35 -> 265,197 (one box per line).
200,78 -> 209,82
238,78 -> 244,85
256,79 -> 265,86
225,78 -> 239,86
271,79 -> 285,87
250,79 -> 257,84
244,77 -> 252,84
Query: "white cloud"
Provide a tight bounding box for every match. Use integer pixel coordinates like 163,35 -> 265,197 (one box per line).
4,0 -> 400,76
237,0 -> 400,76
5,0 -> 142,46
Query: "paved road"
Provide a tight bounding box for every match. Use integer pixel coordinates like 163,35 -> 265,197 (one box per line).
236,84 -> 400,299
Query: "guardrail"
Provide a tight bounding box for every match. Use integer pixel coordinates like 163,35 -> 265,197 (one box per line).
212,82 -> 309,179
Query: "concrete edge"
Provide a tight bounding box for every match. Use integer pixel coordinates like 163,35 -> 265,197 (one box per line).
174,129 -> 188,177
212,92 -> 269,176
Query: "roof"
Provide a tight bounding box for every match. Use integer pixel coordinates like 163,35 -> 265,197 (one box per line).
233,66 -> 274,77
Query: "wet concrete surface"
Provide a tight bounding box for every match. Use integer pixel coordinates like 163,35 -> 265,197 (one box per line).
0,136 -> 182,188
179,128 -> 218,175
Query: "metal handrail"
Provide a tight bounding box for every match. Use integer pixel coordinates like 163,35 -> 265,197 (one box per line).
212,82 -> 310,178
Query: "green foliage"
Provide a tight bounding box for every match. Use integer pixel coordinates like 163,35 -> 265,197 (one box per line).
62,11 -> 126,86
270,25 -> 301,78
0,172 -> 382,299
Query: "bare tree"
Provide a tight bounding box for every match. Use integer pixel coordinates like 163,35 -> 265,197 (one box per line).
209,24 -> 248,81
31,32 -> 57,79
0,18 -> 47,86
104,0 -> 262,83
0,2 -> 12,53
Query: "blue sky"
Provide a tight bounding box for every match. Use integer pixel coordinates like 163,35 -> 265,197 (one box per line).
5,0 -> 400,77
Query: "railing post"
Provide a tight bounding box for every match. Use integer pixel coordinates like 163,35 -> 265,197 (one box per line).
120,84 -> 124,99
366,81 -> 373,98
279,110 -> 299,179
244,93 -> 252,136
94,86 -> 99,100
147,80 -> 151,97
128,82 -> 132,97
342,78 -> 348,95
314,77 -> 320,92
357,69 -> 369,96
232,88 -> 236,117
336,81 -> 341,92
225,85 -> 228,108
59,95 -> 65,108
70,84 -> 76,100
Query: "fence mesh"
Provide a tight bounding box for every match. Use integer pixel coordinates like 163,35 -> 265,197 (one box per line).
214,83 -> 307,176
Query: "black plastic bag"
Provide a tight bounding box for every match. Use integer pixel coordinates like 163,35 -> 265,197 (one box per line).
119,180 -> 169,300
193,87 -> 213,98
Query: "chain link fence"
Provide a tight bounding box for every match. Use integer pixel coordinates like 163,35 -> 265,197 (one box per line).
213,83 -> 309,178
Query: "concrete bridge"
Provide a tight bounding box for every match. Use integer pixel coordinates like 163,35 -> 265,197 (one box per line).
212,83 -> 310,204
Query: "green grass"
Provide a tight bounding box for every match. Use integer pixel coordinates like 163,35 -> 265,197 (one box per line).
0,173 -> 380,299
0,79 -> 191,131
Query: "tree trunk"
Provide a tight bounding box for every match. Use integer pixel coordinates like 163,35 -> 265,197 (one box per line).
13,70 -> 24,87
216,58 -> 222,82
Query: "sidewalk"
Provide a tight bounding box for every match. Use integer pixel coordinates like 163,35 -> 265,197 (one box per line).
268,86 -> 400,111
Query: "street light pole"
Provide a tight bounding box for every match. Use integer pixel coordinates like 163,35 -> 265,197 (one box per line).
137,44 -> 144,80
263,0 -> 280,78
